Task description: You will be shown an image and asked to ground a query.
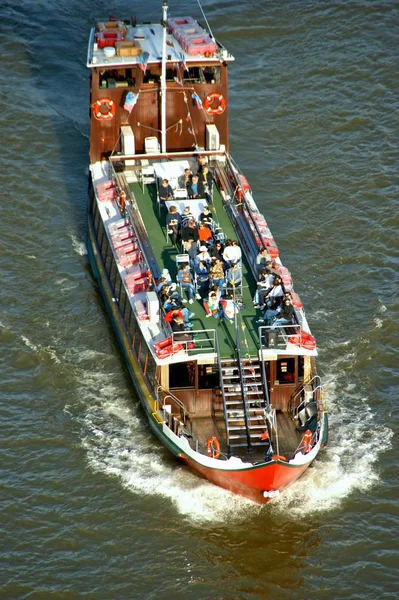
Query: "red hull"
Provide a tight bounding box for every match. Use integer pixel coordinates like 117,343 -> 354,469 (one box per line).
180,454 -> 311,504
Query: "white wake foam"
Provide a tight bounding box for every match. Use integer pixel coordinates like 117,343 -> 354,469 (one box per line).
74,336 -> 393,523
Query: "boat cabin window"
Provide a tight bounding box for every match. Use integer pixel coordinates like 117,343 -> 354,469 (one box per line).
99,69 -> 136,89
198,364 -> 219,389
276,358 -> 296,384
143,69 -> 160,84
166,67 -> 177,82
169,362 -> 195,388
183,66 -> 221,84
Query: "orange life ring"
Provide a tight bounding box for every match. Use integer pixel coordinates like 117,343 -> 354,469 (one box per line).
204,93 -> 226,115
303,429 -> 313,453
206,436 -> 221,459
91,98 -> 116,121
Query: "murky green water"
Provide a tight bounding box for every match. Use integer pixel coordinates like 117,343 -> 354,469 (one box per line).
1,1 -> 397,598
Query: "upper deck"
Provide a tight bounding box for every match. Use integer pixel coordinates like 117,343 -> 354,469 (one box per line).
87,20 -> 234,70
89,152 -> 318,365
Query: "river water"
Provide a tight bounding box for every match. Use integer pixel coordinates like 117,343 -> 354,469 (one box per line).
1,1 -> 397,598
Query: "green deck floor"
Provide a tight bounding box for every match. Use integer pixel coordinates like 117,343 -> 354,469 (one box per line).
130,180 -> 261,359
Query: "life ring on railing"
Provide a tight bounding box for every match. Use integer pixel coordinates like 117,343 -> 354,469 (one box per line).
303,429 -> 313,453
288,331 -> 317,350
206,436 -> 221,459
204,93 -> 226,115
91,98 -> 116,121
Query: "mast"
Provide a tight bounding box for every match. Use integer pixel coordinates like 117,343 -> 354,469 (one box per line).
161,0 -> 168,153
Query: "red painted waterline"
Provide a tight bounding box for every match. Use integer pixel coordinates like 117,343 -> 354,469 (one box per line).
179,455 -> 311,504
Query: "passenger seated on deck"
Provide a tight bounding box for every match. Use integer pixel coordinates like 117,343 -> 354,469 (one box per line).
158,178 -> 174,203
267,296 -> 295,328
203,287 -> 222,318
164,308 -> 195,329
195,245 -> 212,267
223,240 -> 242,267
198,222 -> 213,245
198,206 -> 213,228
170,315 -> 193,342
195,261 -> 210,298
187,175 -> 200,199
253,267 -> 274,306
178,168 -> 192,191
181,219 -> 199,251
166,205 -> 181,247
177,264 -> 201,304
225,263 -> 242,293
209,259 -> 225,293
181,206 -> 195,228
210,240 -> 224,262
256,247 -> 272,275
263,275 -> 284,309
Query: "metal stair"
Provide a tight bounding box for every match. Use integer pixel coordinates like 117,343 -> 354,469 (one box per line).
220,358 -> 268,450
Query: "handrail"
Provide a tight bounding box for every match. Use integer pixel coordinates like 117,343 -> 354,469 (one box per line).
232,301 -> 253,451
214,333 -> 231,450
156,384 -> 193,436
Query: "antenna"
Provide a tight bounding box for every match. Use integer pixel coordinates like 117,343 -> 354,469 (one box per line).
197,0 -> 214,39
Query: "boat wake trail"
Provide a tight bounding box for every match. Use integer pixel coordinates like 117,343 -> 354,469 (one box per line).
76,386 -> 258,524
271,348 -> 393,517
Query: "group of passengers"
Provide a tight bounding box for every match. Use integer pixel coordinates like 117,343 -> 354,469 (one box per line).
159,157 -> 214,206
155,237 -> 245,330
253,251 -> 295,329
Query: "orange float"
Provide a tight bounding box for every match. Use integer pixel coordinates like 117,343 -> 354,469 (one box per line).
91,98 -> 116,121
203,93 -> 226,115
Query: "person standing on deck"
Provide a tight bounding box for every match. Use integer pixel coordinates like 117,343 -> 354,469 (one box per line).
166,205 -> 181,247
198,166 -> 213,203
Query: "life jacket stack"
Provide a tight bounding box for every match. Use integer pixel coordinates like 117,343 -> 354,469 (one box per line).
245,211 -> 280,259
166,17 -> 217,56
153,337 -> 184,360
96,180 -> 118,202
134,300 -> 149,320
108,219 -> 142,268
125,268 -> 148,296
96,21 -> 127,48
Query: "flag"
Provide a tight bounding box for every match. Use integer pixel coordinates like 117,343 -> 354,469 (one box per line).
138,51 -> 150,73
123,92 -> 139,114
191,92 -> 202,110
179,52 -> 188,72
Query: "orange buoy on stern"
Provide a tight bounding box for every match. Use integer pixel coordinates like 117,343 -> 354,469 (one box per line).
206,436 -> 221,459
91,98 -> 116,121
303,429 -> 313,453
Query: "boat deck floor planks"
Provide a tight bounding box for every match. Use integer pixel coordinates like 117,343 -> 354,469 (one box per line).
130,180 -> 260,360
274,411 -> 303,456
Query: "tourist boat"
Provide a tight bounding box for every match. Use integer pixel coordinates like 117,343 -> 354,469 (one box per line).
86,2 -> 328,504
